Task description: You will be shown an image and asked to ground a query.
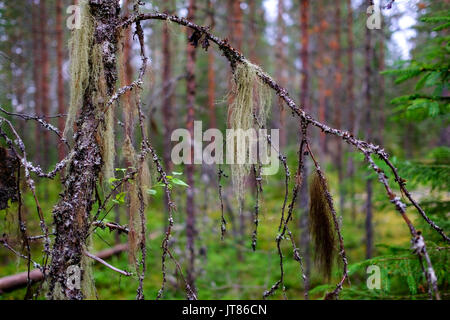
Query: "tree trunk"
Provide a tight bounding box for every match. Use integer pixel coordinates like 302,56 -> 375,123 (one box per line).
207,0 -> 216,130
346,0 -> 356,220
186,0 -> 197,294
39,0 -> 50,170
49,0 -> 121,300
228,0 -> 246,261
31,0 -> 41,165
56,0 -> 66,161
333,2 -> 345,215
377,30 -> 385,145
299,0 -> 311,298
316,2 -> 327,153
276,0 -> 287,149
162,0 -> 175,236
364,0 -> 374,259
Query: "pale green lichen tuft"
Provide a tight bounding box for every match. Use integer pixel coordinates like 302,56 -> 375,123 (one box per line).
227,60 -> 272,201
64,0 -> 94,139
91,43 -> 115,185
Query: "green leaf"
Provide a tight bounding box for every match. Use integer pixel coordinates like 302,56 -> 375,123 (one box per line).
115,192 -> 126,204
428,101 -> 440,117
172,171 -> 183,176
146,189 -> 157,195
108,177 -> 119,184
171,178 -> 189,187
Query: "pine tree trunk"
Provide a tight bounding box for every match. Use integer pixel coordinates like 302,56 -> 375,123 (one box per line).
346,0 -> 356,220
56,0 -> 65,161
364,0 -> 374,259
207,0 -> 216,130
31,0 -> 41,165
276,0 -> 287,149
227,0 -> 246,261
377,31 -> 385,145
162,1 -> 175,236
186,0 -> 197,293
333,3 -> 345,215
298,0 -> 311,298
49,0 -> 121,300
316,2 -> 327,153
39,0 -> 50,170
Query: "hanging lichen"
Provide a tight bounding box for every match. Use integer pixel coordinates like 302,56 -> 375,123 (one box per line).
80,238 -> 97,300
227,60 -> 272,201
64,0 -> 94,139
91,44 -> 115,184
123,136 -> 150,267
309,171 -> 336,279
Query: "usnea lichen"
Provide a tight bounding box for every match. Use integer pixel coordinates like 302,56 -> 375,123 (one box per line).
309,171 -> 336,279
65,0 -> 93,139
227,60 -> 272,201
92,44 -> 115,185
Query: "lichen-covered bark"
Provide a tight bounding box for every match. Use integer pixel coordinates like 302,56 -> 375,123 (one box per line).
49,0 -> 120,300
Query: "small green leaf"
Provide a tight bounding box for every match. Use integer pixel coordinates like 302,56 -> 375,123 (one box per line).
154,182 -> 166,188
146,189 -> 157,195
108,177 -> 119,184
172,171 -> 183,176
171,178 -> 189,187
115,192 -> 126,204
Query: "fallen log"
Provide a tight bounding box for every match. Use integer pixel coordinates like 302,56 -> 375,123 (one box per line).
0,243 -> 128,293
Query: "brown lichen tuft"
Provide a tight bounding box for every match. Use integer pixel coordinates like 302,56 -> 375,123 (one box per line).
309,171 -> 336,279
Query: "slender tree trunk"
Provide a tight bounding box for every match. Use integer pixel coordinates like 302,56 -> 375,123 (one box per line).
276,0 -> 287,149
120,0 -> 138,263
162,1 -> 175,235
32,0 -> 41,165
56,0 -> 65,161
39,0 -> 50,170
364,0 -> 374,259
49,0 -> 121,300
186,0 -> 197,293
316,2 -> 327,153
299,0 -> 311,298
207,0 -> 216,130
232,0 -> 243,51
377,31 -> 385,145
333,3 -> 345,215
346,0 -> 356,220
227,0 -> 246,261
248,0 -> 259,64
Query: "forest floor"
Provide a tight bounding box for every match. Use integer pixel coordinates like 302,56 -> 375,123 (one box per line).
2,166 -> 433,300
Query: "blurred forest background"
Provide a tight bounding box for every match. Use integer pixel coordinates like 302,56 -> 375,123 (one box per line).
0,0 -> 449,300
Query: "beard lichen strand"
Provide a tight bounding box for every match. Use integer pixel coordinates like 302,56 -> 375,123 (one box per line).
309,171 -> 336,280
90,43 -> 115,185
228,60 -> 272,202
64,0 -> 94,139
